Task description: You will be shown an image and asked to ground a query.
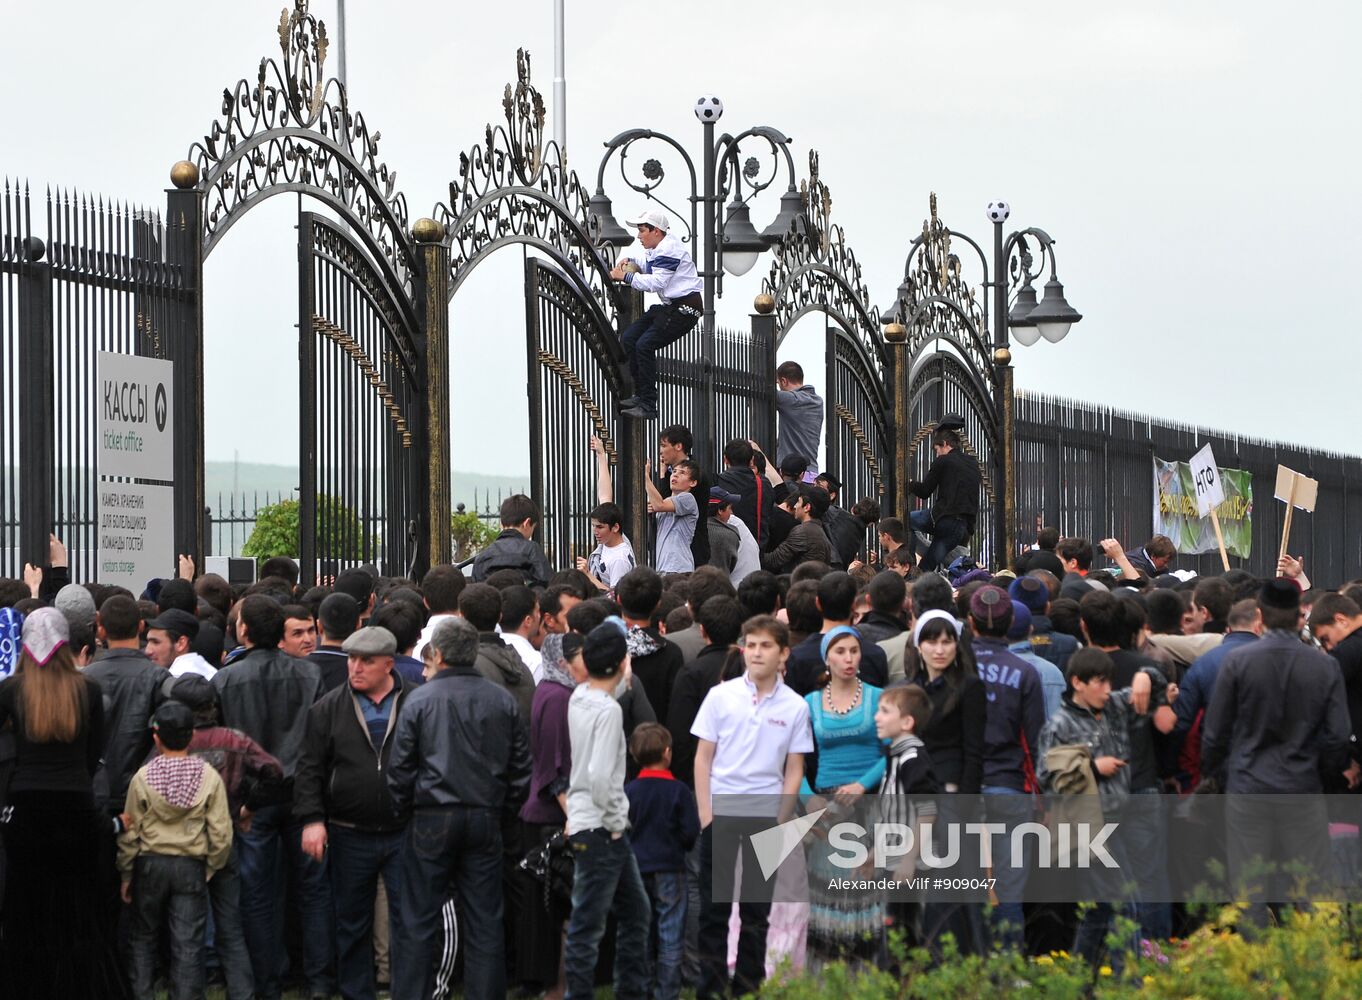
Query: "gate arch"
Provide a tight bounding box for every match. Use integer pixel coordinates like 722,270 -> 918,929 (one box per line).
177,0 -> 426,579
889,195 -> 1003,564
433,51 -> 631,556
762,153 -> 893,519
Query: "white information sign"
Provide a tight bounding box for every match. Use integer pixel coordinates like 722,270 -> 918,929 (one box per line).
98,351 -> 173,482
98,482 -> 174,587
1189,443 -> 1224,518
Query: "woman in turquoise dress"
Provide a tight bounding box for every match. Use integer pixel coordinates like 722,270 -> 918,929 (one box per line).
801,625 -> 886,968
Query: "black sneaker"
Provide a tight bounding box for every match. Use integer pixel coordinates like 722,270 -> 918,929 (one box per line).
621,403 -> 658,419
619,395 -> 641,408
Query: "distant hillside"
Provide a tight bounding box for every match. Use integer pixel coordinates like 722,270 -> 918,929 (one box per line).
204,461 -> 529,512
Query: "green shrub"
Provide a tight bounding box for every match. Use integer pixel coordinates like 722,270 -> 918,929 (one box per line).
755,905 -> 1362,999
452,509 -> 499,561
243,495 -> 364,564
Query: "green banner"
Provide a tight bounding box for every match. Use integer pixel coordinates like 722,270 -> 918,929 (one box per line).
1153,456 -> 1253,559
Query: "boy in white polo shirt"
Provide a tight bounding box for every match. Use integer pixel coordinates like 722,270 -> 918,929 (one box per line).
691,615 -> 812,1000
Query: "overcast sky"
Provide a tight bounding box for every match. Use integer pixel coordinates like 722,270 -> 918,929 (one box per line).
5,1 -> 1359,478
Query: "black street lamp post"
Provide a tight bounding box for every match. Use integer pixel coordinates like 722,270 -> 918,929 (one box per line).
886,197 -> 1082,564
589,99 -> 801,458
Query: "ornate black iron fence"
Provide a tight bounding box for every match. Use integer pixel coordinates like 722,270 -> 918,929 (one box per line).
0,182 -> 191,581
1014,393 -> 1362,586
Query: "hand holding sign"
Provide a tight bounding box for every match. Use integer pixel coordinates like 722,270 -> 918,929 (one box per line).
1190,444 -> 1230,571
1275,465 -> 1319,568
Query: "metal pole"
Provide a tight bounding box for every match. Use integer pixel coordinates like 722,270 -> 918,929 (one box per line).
700,118 -> 717,469
335,0 -> 348,89
992,219 -> 1016,565
553,0 -> 567,162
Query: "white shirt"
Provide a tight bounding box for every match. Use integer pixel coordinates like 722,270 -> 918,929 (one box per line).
502,631 -> 544,685
169,653 -> 216,680
728,516 -> 761,586
588,536 -> 636,592
413,613 -> 458,659
621,232 -> 703,303
691,673 -> 813,814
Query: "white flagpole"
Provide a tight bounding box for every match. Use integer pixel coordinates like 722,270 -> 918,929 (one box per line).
553,0 -> 567,163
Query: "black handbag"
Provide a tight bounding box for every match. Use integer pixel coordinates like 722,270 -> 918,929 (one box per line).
520,829 -> 575,910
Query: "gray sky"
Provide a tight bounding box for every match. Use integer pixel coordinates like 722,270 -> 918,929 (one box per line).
6,1 -> 1359,478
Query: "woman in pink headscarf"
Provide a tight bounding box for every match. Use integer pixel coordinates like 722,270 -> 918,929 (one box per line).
0,607 -> 128,998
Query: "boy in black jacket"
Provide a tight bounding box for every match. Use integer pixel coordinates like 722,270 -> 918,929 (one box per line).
875,685 -> 940,954
625,723 -> 700,1000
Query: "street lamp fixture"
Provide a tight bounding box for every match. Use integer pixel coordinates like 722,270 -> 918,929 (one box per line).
1007,275 -> 1041,347
761,185 -> 806,245
586,190 -> 633,249
720,198 -> 767,276
1027,276 -> 1082,343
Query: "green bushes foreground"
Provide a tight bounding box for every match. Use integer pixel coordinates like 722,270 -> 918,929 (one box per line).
756,905 -> 1362,999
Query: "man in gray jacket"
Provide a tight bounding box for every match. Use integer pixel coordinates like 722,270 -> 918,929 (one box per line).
459,583 -> 536,724
775,361 -> 823,478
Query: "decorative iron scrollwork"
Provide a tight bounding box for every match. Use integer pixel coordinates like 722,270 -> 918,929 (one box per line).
312,315 -> 411,446
537,350 -> 618,462
435,49 -> 618,323
834,404 -> 884,496
186,0 -> 414,292
899,195 -> 996,393
761,151 -> 886,378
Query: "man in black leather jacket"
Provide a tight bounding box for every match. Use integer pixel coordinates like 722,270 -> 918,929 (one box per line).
387,616 -> 531,1000
86,594 -> 164,816
212,595 -> 331,1000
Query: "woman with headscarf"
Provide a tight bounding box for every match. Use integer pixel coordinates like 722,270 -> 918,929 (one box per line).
904,609 -> 987,955
515,631 -> 587,999
801,625 -> 886,969
0,608 -> 128,998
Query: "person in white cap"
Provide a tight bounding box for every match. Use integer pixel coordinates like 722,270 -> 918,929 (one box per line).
610,208 -> 704,419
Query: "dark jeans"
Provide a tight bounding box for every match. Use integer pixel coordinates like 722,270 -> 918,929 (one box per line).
329,825 -> 404,1000
1072,805 -> 1140,969
236,803 -> 334,999
129,854 -> 208,1000
982,787 -> 1034,952
698,820 -> 771,1000
563,828 -> 651,1000
1126,787 -> 1172,940
1226,794 -> 1332,926
682,838 -> 703,987
620,301 -> 702,407
398,806 -> 503,1000
908,509 -> 969,571
642,870 -> 687,1000
208,841 -> 255,1000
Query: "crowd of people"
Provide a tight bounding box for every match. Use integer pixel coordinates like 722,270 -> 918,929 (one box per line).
0,412 -> 1358,1000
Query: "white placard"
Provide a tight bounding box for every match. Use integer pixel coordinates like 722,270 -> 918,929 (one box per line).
99,352 -> 173,482
1189,443 -> 1224,519
98,483 -> 174,589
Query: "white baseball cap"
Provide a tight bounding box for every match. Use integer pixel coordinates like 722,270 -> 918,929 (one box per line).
623,208 -> 670,232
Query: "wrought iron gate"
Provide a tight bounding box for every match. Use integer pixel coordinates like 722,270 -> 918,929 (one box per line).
894,197 -> 1003,565
298,213 -> 423,583
825,321 -> 893,510
525,257 -> 627,568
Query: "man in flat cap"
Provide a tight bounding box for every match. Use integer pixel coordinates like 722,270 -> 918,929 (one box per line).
1201,578 -> 1352,923
294,626 -> 413,1000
